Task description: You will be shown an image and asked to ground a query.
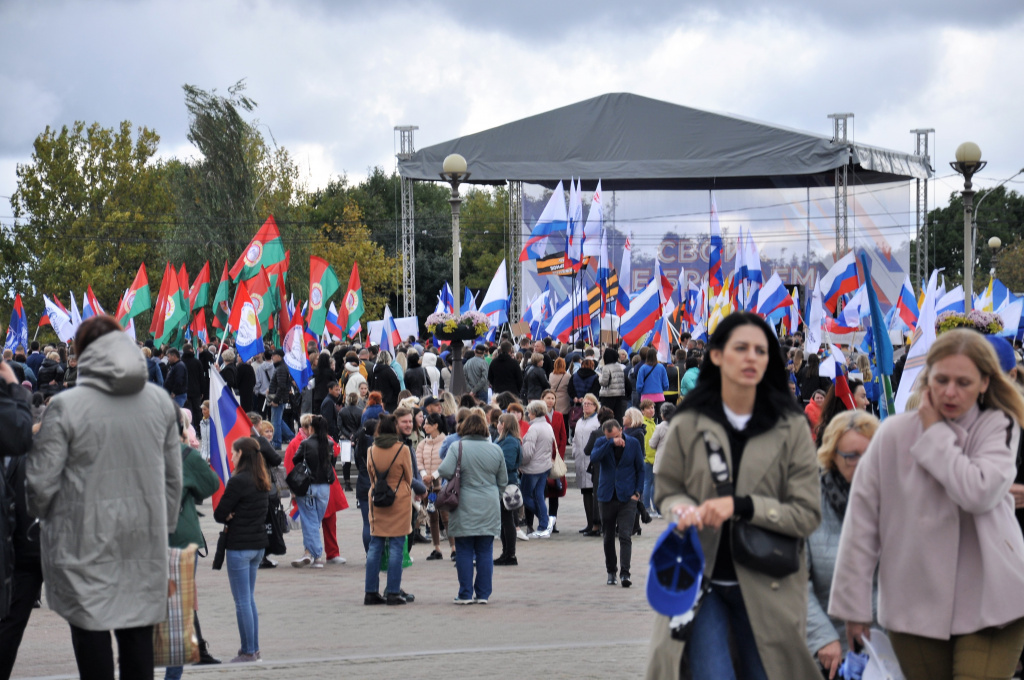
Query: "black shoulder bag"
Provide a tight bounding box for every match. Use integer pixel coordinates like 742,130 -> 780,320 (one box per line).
701,432 -> 800,578
371,446 -> 406,508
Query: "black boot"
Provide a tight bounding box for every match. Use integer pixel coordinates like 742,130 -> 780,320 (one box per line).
194,612 -> 221,664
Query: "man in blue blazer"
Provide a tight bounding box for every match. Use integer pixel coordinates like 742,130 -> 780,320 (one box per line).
591,419 -> 645,588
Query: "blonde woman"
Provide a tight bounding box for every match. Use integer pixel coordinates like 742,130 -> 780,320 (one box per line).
830,329 -> 1024,680
807,411 -> 880,678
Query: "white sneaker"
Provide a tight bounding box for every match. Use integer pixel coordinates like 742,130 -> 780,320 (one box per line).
311,556 -> 325,569
532,528 -> 552,539
327,556 -> 347,565
473,598 -> 488,605
516,528 -> 530,541
291,552 -> 312,568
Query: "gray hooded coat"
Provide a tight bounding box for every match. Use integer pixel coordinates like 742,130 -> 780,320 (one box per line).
27,330 -> 182,631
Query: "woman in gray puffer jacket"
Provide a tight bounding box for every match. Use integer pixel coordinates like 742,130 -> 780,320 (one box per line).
598,347 -> 628,421
27,316 -> 181,678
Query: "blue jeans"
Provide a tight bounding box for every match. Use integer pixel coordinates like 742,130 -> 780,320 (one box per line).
226,548 -> 263,656
297,483 -> 330,558
687,584 -> 768,680
172,394 -> 187,408
270,402 -> 294,449
454,535 -> 494,601
520,472 -> 549,531
643,462 -> 657,513
365,535 -> 405,595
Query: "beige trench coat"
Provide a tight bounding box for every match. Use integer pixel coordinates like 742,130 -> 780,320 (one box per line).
646,409 -> 822,680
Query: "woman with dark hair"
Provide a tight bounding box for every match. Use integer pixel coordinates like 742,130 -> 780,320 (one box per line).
437,412 -> 508,603
635,349 -> 669,410
416,412 -> 452,561
312,352 -> 335,408
799,354 -> 831,405
494,391 -> 521,412
290,415 -> 337,568
213,437 -> 271,663
365,414 -> 414,605
404,351 -> 427,398
812,379 -> 867,447
599,347 -> 629,421
361,391 -> 386,424
369,351 -> 402,413
647,312 -> 822,680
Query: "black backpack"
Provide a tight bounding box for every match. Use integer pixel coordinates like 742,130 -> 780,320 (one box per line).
371,446 -> 406,508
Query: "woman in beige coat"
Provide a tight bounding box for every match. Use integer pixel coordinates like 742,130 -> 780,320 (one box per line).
648,312 -> 822,680
830,329 -> 1024,680
365,414 -> 414,605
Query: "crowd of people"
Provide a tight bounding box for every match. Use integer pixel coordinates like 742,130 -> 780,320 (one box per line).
4,311 -> 1024,679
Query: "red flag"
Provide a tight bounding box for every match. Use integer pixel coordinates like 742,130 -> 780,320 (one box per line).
229,215 -> 284,281
116,262 -> 150,323
189,261 -> 210,310
51,295 -> 70,315
150,264 -> 174,336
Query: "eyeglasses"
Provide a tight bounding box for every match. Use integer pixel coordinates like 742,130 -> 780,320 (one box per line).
836,450 -> 864,461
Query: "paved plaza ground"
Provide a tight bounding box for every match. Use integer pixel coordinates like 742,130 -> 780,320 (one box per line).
10,477 -> 659,679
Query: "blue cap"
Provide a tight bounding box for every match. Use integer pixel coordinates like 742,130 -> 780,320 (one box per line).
985,335 -> 1017,373
647,524 -> 705,617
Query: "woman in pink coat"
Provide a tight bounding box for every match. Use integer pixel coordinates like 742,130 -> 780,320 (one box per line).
830,329 -> 1024,680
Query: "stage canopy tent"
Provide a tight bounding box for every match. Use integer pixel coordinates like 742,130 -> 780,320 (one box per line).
397,93 -> 931,190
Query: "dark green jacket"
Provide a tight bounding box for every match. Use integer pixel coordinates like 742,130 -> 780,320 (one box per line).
169,444 -> 221,551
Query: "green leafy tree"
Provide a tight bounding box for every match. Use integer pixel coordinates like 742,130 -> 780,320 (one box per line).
8,120 -> 170,329
164,79 -> 308,276
911,186 -> 1024,290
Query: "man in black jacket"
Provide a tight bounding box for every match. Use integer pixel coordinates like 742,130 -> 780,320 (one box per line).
487,341 -> 523,397
320,381 -> 342,441
165,348 -> 188,407
182,344 -> 204,431
236,357 -> 257,414
268,350 -> 295,449
0,360 -> 33,624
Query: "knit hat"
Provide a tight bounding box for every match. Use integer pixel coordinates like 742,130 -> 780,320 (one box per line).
985,335 -> 1017,373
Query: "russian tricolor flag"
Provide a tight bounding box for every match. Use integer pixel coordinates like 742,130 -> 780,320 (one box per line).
754,272 -> 793,317
380,305 -> 402,353
819,252 -> 860,313
209,368 -> 252,509
619,276 -> 661,347
708,195 -> 724,293
895,275 -> 919,330
519,181 -> 568,262
326,301 -> 344,340
546,295 -> 581,343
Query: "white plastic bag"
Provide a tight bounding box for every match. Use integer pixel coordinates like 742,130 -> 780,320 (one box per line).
861,630 -> 905,680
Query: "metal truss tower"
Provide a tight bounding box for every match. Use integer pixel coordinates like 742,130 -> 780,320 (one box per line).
507,181 -> 523,324
396,125 -> 418,319
911,128 -> 934,288
828,113 -> 854,257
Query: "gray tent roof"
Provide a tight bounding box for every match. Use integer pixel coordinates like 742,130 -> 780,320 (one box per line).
398,93 -> 931,191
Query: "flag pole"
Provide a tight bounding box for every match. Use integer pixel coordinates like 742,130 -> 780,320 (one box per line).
216,323 -> 232,364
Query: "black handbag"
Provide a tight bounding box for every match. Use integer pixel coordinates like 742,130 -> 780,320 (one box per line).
700,432 -> 801,578
286,459 -> 313,497
265,500 -> 288,556
371,446 -> 405,508
212,527 -> 228,570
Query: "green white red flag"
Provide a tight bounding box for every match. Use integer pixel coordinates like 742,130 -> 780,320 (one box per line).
115,262 -> 151,323
229,215 -> 286,282
338,261 -> 364,338
307,256 -> 340,337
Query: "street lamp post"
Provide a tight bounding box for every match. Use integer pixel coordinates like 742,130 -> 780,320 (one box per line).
989,236 -> 1002,279
440,153 -> 470,395
950,142 -> 987,311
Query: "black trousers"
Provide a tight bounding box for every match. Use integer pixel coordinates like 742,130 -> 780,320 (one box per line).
0,565 -> 43,680
69,623 -> 154,680
600,497 -> 637,577
499,504 -> 517,558
581,488 -> 598,530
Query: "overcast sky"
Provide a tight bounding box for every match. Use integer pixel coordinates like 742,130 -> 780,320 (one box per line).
2,0 -> 1023,218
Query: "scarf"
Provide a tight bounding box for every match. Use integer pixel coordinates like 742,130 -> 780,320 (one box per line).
373,433 -> 401,450
821,469 -> 851,521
